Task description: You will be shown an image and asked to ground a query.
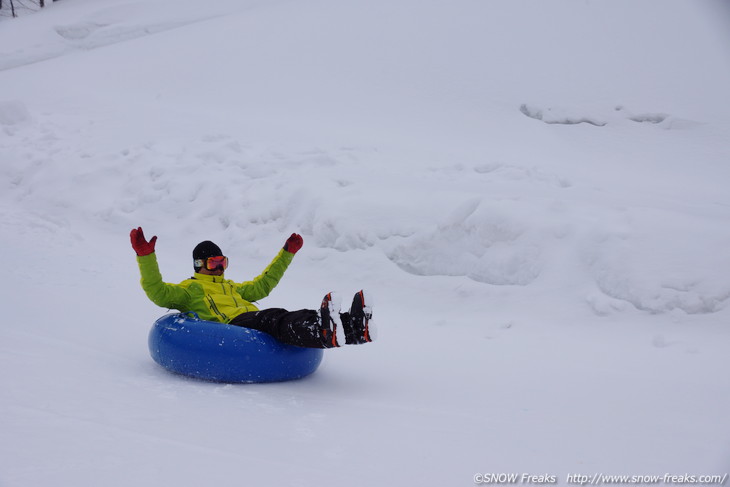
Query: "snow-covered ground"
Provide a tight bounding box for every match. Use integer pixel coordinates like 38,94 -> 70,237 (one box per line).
2,0 -> 730,485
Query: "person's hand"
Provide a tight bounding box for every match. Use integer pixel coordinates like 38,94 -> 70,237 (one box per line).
283,233 -> 303,254
130,227 -> 157,256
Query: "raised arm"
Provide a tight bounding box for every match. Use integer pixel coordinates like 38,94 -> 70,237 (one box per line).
131,227 -> 191,310
236,233 -> 301,302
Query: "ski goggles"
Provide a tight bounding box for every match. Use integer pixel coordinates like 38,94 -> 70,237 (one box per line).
194,255 -> 229,271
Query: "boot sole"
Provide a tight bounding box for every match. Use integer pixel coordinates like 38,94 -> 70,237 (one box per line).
323,292 -> 345,347
357,290 -> 376,343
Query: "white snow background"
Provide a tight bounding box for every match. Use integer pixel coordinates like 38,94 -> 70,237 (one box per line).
2,0 -> 730,485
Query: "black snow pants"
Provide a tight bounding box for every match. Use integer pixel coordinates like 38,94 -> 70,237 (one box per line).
229,308 -> 349,349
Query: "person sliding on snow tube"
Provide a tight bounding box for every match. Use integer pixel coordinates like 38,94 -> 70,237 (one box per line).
130,227 -> 374,349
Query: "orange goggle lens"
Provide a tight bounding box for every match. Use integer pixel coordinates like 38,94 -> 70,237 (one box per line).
195,256 -> 228,270
206,256 -> 228,270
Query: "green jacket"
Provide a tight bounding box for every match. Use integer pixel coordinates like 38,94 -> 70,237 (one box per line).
136,249 -> 294,323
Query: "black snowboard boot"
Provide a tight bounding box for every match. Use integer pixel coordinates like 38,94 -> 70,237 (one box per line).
318,292 -> 345,348
344,290 -> 375,345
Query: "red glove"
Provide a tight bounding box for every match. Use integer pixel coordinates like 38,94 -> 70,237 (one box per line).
283,233 -> 303,254
130,227 -> 157,256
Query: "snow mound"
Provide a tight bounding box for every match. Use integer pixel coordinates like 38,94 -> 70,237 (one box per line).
6,110 -> 729,316
388,199 -> 545,286
0,100 -> 31,126
519,103 -> 701,130
581,207 -> 730,315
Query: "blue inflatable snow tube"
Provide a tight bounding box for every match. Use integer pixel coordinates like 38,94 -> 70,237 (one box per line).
148,312 -> 323,383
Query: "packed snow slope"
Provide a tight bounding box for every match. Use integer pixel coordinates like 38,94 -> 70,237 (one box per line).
2,0 -> 730,485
